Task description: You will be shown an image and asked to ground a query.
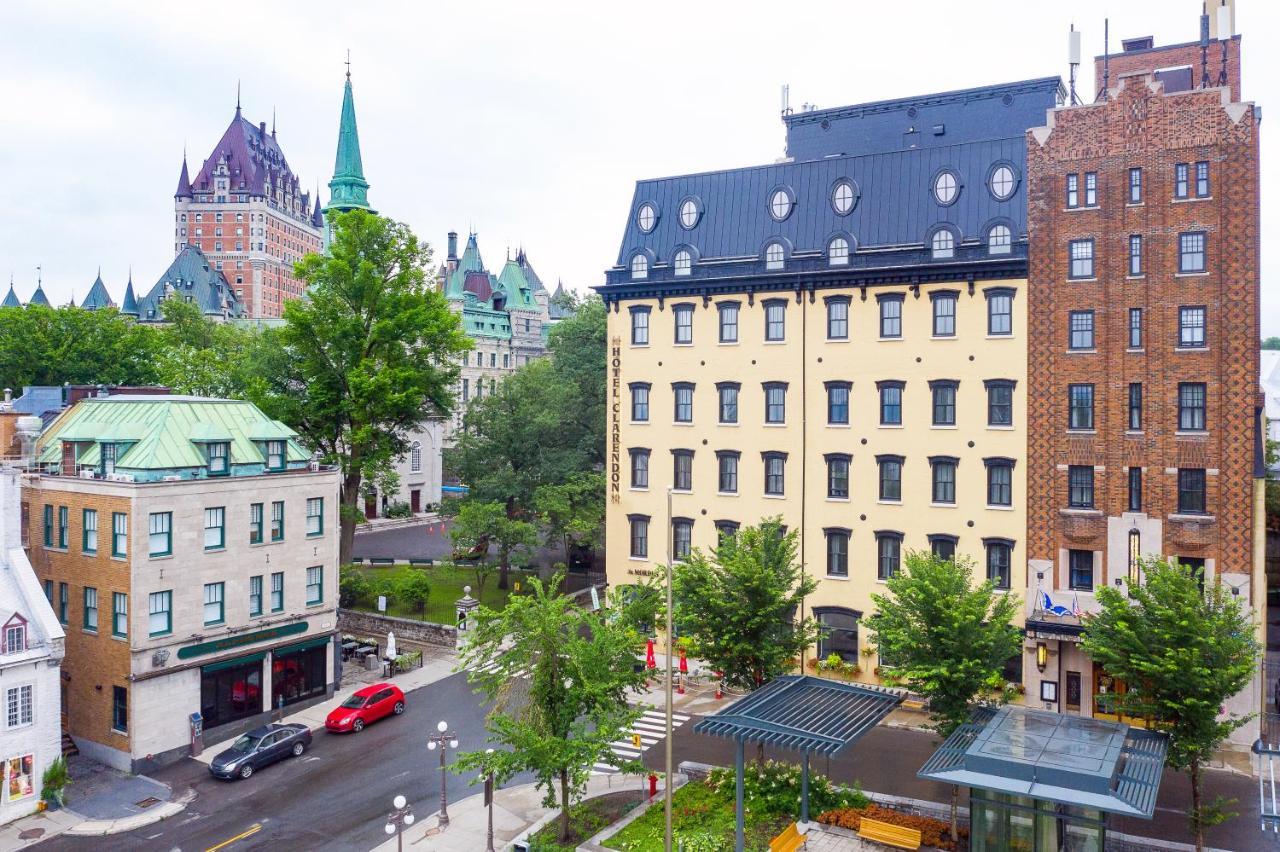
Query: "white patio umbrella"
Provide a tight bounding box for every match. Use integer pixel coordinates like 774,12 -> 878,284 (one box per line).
385,631 -> 397,661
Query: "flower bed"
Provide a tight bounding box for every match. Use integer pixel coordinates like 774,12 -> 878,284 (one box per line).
817,803 -> 968,851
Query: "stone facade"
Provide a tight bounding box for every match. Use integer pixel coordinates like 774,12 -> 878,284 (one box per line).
1024,32 -> 1262,752
336,609 -> 456,648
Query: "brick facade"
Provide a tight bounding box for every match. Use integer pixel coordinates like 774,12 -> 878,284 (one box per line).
1025,40 -> 1261,744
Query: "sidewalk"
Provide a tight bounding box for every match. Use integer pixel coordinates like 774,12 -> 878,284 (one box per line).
193,645 -> 459,764
370,772 -> 662,852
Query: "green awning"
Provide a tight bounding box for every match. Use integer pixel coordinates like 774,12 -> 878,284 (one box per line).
273,635 -> 333,657
202,652 -> 265,673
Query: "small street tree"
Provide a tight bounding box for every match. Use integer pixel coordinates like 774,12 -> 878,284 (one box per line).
671,518 -> 819,690
260,210 -> 470,565
866,551 -> 1021,840
450,499 -> 538,590
456,573 -> 648,843
395,571 -> 432,619
1082,557 -> 1259,851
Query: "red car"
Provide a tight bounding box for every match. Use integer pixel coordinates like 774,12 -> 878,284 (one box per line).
325,683 -> 406,733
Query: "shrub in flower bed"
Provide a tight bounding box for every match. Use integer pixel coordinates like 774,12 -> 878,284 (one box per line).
707,759 -> 869,818
817,804 -> 968,851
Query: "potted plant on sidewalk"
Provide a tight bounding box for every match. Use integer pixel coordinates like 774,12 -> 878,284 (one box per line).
40,757 -> 69,811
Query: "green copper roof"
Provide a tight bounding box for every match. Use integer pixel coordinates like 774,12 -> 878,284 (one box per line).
36,396 -> 310,477
326,73 -> 373,213
496,259 -> 538,311
461,307 -> 512,340
445,233 -> 486,298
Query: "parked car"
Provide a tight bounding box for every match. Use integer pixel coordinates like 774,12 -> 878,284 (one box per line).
324,683 -> 406,733
208,723 -> 312,780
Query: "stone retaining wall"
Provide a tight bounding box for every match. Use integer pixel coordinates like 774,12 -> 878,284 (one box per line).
337,609 -> 456,648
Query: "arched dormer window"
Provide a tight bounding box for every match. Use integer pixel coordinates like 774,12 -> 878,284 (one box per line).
630,254 -> 649,280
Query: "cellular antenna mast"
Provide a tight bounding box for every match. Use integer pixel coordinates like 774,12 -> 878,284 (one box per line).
1068,24 -> 1082,105
1217,1 -> 1232,87
1096,18 -> 1111,102
780,84 -> 791,116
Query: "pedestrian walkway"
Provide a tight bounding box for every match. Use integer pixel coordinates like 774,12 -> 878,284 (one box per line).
594,708 -> 692,773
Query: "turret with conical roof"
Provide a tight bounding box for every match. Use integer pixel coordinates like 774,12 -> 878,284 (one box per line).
82,269 -> 116,310
28,283 -> 50,307
2,279 -> 20,309
326,67 -> 374,214
175,155 -> 192,199
121,275 -> 139,317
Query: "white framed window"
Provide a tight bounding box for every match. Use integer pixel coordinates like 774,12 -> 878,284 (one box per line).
630,254 -> 648,280
769,189 -> 793,221
765,243 -> 785,271
5,684 -> 33,728
203,582 -> 224,625
988,225 -> 1012,255
306,498 -> 324,536
679,198 -> 700,229
828,237 -> 850,266
934,171 -> 959,205
148,512 -> 171,557
931,230 -> 955,259
831,180 -> 856,215
207,441 -> 229,475
636,203 -> 657,233
410,441 -> 422,473
204,507 -> 225,550
673,249 -> 692,276
989,165 -> 1016,200
3,621 -> 26,654
148,590 -> 171,636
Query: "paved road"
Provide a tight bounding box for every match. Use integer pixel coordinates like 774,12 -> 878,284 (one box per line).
352,518 -> 568,566
645,718 -> 1265,851
37,671 -> 525,852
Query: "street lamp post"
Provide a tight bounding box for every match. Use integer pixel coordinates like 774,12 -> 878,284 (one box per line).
383,794 -> 415,852
665,487 -> 674,851
426,720 -> 460,828
484,747 -> 496,852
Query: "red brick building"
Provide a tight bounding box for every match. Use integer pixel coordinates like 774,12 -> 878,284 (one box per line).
174,101 -> 324,319
1023,6 -> 1263,757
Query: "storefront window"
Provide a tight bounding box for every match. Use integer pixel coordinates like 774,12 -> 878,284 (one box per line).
201,659 -> 263,729
272,643 -> 328,707
971,790 -> 1104,852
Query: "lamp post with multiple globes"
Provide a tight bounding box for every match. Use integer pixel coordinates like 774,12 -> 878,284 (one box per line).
383,794 -> 414,852
426,720 -> 460,828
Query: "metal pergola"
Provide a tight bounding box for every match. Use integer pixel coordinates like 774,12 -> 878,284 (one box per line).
693,675 -> 904,851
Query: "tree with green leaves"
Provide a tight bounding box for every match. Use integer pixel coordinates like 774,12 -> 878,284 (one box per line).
671,518 -> 819,690
153,299 -> 268,398
1082,557 -> 1259,851
338,566 -> 370,609
866,550 -> 1021,840
534,472 -> 604,563
254,210 -> 470,565
456,573 -> 648,843
0,304 -> 161,390
1262,336 -> 1280,351
395,570 -> 432,619
450,499 -> 538,590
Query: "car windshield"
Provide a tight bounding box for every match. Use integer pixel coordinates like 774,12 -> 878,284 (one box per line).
340,695 -> 367,709
231,734 -> 260,752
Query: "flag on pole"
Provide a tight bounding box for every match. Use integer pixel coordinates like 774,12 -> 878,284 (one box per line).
1071,592 -> 1084,618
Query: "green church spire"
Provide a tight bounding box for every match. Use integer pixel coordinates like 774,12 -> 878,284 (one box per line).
327,62 -> 374,214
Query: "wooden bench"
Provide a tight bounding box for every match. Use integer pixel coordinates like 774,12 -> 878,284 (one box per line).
858,817 -> 921,850
369,557 -> 395,565
769,822 -> 806,852
408,558 -> 434,567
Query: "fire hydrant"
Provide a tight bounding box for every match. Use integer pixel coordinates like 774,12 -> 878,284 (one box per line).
648,773 -> 658,798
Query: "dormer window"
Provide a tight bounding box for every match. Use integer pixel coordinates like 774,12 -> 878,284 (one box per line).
266,440 -> 285,471
100,442 -> 117,476
2,615 -> 27,654
208,442 -> 229,476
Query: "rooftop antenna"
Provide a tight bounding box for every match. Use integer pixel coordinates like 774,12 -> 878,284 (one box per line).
1200,4 -> 1211,88
1216,0 -> 1232,87
780,84 -> 792,116
272,106 -> 276,136
345,49 -> 351,80
1068,24 -> 1082,105
1096,18 -> 1110,101
236,80 -> 241,115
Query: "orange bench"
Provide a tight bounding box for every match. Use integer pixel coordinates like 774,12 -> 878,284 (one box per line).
858,817 -> 921,849
769,821 -> 806,851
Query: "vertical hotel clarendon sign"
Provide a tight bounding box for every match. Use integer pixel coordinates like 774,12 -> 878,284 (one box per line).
610,336 -> 622,504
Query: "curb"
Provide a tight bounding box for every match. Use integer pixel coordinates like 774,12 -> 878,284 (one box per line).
355,514 -> 442,534
62,788 -> 196,837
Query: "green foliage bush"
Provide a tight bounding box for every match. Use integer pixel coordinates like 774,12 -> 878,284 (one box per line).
338,567 -> 371,608
708,760 -> 869,818
41,757 -> 69,807
385,500 -> 413,519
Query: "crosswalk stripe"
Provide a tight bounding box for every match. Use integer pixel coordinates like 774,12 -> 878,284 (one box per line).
591,705 -> 694,774
642,711 -> 690,723
593,762 -> 619,772
632,722 -> 668,734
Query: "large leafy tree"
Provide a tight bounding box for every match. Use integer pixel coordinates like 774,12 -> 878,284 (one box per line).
456,573 -> 648,843
534,471 -> 605,563
866,551 -> 1021,839
259,210 -> 470,564
153,299 -> 267,398
0,305 -> 161,390
672,518 -> 819,690
1082,557 -> 1259,851
449,499 -> 538,590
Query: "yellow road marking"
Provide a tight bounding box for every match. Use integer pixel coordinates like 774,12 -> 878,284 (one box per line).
205,823 -> 262,852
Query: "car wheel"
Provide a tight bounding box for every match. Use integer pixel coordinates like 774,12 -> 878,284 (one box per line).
292,742 -> 305,757
393,701 -> 405,715
239,763 -> 254,780
353,718 -> 364,732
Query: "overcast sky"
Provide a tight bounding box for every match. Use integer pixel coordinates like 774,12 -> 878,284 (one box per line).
0,0 -> 1275,329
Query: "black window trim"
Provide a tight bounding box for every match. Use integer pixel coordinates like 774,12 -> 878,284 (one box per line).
1177,230 -> 1208,274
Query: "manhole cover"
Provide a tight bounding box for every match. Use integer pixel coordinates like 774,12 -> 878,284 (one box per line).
135,796 -> 161,809
17,828 -> 45,840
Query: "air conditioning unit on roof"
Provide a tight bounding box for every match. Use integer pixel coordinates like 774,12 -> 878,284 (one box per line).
79,470 -> 97,480
162,475 -> 181,482
106,473 -> 135,483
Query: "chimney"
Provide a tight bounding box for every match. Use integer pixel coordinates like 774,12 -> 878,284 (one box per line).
259,121 -> 267,136
447,231 -> 458,263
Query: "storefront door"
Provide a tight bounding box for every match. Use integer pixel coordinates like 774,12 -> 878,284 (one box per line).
271,643 -> 328,708
201,657 -> 265,730
1091,664 -> 1148,727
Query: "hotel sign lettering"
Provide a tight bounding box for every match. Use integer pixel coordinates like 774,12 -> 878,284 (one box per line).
176,621 -> 309,660
610,336 -> 622,504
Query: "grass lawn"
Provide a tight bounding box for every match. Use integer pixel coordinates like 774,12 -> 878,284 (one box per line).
526,791 -> 641,851
604,780 -> 790,852
350,563 -> 511,624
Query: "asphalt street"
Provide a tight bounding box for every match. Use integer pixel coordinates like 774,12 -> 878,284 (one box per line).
351,518 -> 568,566
36,671 -> 526,852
